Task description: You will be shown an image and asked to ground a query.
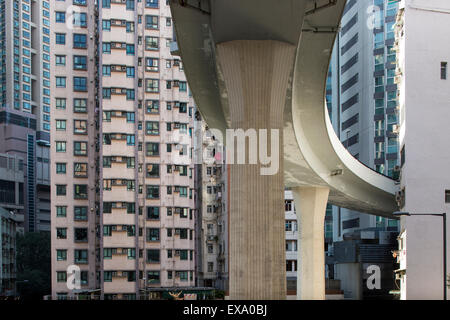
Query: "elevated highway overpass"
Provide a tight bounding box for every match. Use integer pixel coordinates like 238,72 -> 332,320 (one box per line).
169,0 -> 399,299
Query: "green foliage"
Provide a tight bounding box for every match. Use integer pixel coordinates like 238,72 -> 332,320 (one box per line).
16,232 -> 51,300
214,290 -> 225,300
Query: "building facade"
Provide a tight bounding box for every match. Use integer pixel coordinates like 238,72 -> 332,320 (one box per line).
324,0 -> 402,299
0,207 -> 23,297
0,0 -> 51,233
395,0 -> 450,300
51,0 -> 196,300
194,117 -> 228,291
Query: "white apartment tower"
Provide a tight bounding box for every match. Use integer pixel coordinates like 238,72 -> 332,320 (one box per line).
395,0 -> 450,300
51,0 -> 196,300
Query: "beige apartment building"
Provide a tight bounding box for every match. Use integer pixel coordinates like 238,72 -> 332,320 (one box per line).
193,118 -> 228,291
50,0 -> 196,300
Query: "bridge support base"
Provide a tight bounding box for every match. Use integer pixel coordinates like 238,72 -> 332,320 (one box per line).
292,186 -> 330,300
216,40 -> 295,299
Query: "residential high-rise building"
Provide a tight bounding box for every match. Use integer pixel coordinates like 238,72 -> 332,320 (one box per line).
394,0 -> 450,300
325,0 -> 401,299
51,0 -> 196,300
0,153 -> 25,298
0,206 -> 22,297
0,0 -> 51,232
194,117 -> 228,291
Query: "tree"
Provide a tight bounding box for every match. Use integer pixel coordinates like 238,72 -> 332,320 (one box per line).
16,232 -> 51,300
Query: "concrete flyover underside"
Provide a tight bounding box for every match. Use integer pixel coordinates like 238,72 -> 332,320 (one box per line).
169,0 -> 398,299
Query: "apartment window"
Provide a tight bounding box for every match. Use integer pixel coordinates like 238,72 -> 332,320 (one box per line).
103,271 -> 112,283
74,163 -> 88,177
126,67 -> 135,78
102,0 -> 111,8
146,100 -> 159,114
146,0 -> 159,8
74,98 -> 87,113
55,12 -> 66,23
166,17 -> 171,26
441,62 -> 447,80
126,44 -> 135,55
179,81 -> 187,92
147,249 -> 160,263
146,185 -> 160,199
74,184 -> 88,199
146,142 -> 159,156
56,185 -> 66,196
56,228 -> 67,239
126,135 -> 135,146
147,207 -> 160,220
145,79 -> 159,93
145,15 -> 159,29
56,120 -> 66,131
56,250 -> 67,261
56,206 -> 67,217
126,22 -> 135,33
74,250 -> 88,264
102,42 -> 111,53
145,121 -> 159,135
73,34 -> 87,48
74,228 -> 88,242
73,77 -> 87,92
102,20 -> 111,31
127,226 -> 136,237
56,271 -> 67,282
74,120 -> 87,134
73,56 -> 87,70
56,163 -> 66,174
74,141 -> 87,156
80,271 -> 88,285
145,58 -> 159,72
55,33 -> 66,45
74,206 -> 88,221
56,98 -> 66,109
146,164 -> 159,178
126,157 -> 135,168
56,77 -> 66,88
126,0 -> 135,10
55,55 -> 66,66
146,228 -> 160,242
445,190 -> 450,203
145,36 -> 158,50
126,89 -> 135,100
73,13 -> 87,27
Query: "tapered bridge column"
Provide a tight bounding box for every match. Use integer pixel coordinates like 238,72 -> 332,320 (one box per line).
216,40 -> 295,299
292,187 -> 330,300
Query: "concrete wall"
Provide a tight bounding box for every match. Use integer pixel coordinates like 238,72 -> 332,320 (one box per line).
397,0 -> 450,300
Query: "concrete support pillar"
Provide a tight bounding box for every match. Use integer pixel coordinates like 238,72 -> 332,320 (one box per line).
292,186 -> 330,300
216,40 -> 295,299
